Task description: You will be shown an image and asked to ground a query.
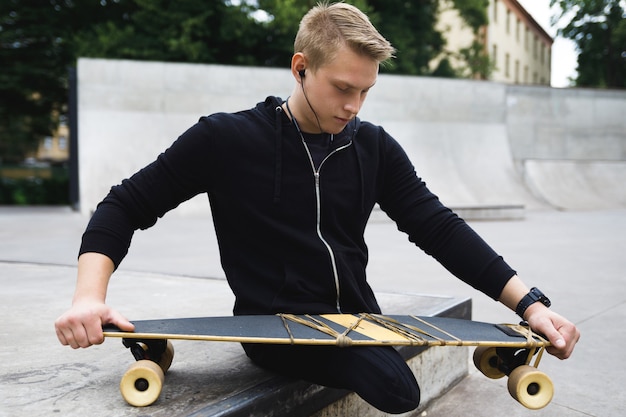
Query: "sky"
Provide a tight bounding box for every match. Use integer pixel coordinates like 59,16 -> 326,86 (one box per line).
517,0 -> 578,87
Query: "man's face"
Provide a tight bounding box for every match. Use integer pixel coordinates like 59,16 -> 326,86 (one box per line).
298,45 -> 379,134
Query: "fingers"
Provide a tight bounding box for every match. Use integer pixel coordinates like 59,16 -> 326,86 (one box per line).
54,312 -> 104,349
108,309 -> 135,332
527,311 -> 580,360
54,303 -> 133,349
545,320 -> 580,359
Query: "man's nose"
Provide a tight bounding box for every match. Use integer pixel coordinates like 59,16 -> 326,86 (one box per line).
344,94 -> 361,115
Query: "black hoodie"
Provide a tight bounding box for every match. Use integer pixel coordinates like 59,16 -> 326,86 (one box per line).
80,96 -> 515,315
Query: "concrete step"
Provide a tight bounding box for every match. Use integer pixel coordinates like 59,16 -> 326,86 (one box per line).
369,204 -> 525,222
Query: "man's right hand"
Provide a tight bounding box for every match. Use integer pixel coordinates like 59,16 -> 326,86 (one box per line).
55,252 -> 134,348
54,301 -> 135,349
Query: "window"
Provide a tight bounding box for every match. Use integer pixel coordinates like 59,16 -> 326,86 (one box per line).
493,0 -> 498,22
516,19 -> 520,42
506,10 -> 511,34
547,47 -> 551,71
515,60 -> 520,83
492,44 -> 498,67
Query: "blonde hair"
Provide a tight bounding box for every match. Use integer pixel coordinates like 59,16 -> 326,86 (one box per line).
294,2 -> 395,71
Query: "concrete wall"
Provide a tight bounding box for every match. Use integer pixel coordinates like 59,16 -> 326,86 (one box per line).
506,86 -> 626,161
77,58 -> 626,216
505,86 -> 626,209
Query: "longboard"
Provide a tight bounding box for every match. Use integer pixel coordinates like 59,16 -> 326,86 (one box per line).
103,313 -> 553,409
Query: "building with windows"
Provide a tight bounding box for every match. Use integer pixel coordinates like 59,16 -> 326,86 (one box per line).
435,0 -> 553,85
33,117 -> 69,163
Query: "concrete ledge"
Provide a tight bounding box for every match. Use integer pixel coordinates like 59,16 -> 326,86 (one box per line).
451,205 -> 525,221
186,293 -> 471,417
369,204 -> 525,222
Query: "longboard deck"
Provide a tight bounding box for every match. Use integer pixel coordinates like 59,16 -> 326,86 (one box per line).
103,313 -> 550,348
106,314 -> 556,410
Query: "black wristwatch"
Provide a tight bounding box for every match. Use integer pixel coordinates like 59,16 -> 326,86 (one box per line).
515,287 -> 551,319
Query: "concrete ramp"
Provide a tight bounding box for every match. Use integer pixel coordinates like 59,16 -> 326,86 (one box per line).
76,59 -> 626,216
523,160 -> 626,210
386,121 -> 544,211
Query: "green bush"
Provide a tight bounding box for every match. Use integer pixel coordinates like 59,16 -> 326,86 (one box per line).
0,169 -> 69,205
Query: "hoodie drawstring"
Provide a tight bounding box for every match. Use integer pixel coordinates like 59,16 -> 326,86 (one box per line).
349,118 -> 366,214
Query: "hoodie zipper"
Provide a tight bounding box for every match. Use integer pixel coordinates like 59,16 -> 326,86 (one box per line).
282,98 -> 353,313
302,139 -> 352,313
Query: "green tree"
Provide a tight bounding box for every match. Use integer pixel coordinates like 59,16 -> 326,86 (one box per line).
72,0 -> 267,65
0,0 -> 265,164
551,0 -> 626,88
0,1 -> 70,163
450,0 -> 493,79
0,0 -> 137,163
432,0 -> 492,79
367,0 -> 444,75
451,0 -> 489,30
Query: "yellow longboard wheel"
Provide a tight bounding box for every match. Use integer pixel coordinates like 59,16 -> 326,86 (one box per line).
473,346 -> 505,379
158,340 -> 175,373
507,365 -> 554,409
120,360 -> 165,407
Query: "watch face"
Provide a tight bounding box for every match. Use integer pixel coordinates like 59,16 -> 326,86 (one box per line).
516,288 -> 551,319
532,288 -> 551,307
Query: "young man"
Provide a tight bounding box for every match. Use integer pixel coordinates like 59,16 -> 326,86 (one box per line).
55,2 -> 579,414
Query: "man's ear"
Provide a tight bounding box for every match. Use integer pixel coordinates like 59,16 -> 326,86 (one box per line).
291,52 -> 307,82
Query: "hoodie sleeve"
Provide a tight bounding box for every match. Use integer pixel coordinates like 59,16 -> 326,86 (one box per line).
79,118 -> 215,268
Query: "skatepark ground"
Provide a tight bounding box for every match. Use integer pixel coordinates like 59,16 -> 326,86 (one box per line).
1,205 -> 624,416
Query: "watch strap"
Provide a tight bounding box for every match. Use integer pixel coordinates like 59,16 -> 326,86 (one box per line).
515,287 -> 551,319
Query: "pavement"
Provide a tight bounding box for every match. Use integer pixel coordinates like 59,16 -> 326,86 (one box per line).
1,205 -> 625,416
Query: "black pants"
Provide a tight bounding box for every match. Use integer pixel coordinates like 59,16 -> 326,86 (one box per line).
243,344 -> 421,414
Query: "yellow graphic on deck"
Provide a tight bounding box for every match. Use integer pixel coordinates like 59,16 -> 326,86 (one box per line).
321,314 -> 412,341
